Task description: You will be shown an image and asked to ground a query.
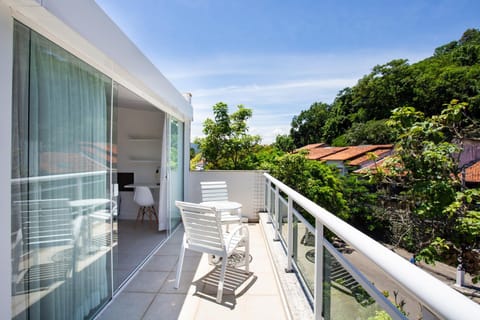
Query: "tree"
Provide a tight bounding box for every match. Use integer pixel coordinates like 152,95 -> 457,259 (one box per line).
196,102 -> 261,170
284,28 -> 480,146
342,119 -> 396,145
269,152 -> 349,219
273,134 -> 295,152
290,102 -> 330,148
369,101 -> 480,278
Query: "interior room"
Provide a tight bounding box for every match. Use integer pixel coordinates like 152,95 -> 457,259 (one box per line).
113,84 -> 168,289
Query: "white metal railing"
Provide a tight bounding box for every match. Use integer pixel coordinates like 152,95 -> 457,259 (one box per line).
264,172 -> 480,320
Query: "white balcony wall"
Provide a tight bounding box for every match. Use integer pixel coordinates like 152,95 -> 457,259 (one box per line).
188,170 -> 266,221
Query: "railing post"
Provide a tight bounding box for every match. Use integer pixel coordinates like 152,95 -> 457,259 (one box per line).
314,218 -> 323,320
286,197 -> 293,272
273,185 -> 280,241
267,180 -> 272,217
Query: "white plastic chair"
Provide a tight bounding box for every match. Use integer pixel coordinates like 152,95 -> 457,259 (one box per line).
200,181 -> 242,229
200,181 -> 229,202
134,187 -> 158,228
174,201 -> 250,303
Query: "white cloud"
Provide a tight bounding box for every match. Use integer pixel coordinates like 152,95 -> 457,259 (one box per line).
174,50 -> 432,144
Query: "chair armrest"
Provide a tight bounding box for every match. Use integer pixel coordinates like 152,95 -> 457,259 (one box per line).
225,224 -> 249,249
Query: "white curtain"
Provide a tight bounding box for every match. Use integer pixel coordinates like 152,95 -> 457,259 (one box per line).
11,22 -> 112,320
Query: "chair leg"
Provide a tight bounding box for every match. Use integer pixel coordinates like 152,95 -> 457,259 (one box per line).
151,206 -> 159,228
146,206 -> 153,227
135,207 -> 143,225
217,254 -> 227,303
175,236 -> 186,289
141,206 -> 146,223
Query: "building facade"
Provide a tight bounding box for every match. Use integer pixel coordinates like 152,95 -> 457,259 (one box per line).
1,1 -> 192,319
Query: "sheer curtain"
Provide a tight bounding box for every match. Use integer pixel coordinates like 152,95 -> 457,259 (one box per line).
11,21 -> 112,320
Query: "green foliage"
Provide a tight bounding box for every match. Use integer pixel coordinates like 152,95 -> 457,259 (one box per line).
282,28 -> 480,146
268,153 -> 390,236
196,102 -> 261,169
369,101 -> 480,276
341,174 -> 390,240
367,310 -> 392,320
269,152 -> 349,219
273,134 -> 295,152
250,144 -> 286,170
290,102 -> 330,148
343,119 -> 396,145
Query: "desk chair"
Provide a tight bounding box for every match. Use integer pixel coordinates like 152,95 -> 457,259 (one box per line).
134,187 -> 158,228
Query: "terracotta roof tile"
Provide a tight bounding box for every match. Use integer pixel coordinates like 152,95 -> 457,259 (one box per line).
322,145 -> 393,161
295,143 -> 327,153
306,147 -> 347,160
465,160 -> 480,183
348,148 -> 392,166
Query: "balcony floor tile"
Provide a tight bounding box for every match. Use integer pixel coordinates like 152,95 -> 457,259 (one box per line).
96,223 -> 291,320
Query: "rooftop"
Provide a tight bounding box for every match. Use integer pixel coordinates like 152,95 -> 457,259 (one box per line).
305,147 -> 347,160
321,145 -> 393,161
348,148 -> 392,166
295,143 -> 328,153
465,160 -> 480,183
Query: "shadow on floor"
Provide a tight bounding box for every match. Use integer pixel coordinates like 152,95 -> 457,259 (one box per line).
193,266 -> 257,309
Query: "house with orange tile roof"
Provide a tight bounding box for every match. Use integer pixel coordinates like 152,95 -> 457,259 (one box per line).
294,142 -> 328,153
299,143 -> 394,174
464,160 -> 480,186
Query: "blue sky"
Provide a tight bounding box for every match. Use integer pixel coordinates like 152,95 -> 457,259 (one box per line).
96,0 -> 480,144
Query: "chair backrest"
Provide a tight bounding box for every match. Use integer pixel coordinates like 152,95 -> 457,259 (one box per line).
175,201 -> 225,254
134,186 -> 154,206
200,181 -> 229,202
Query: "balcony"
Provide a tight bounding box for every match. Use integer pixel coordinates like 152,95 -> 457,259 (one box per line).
96,170 -> 480,320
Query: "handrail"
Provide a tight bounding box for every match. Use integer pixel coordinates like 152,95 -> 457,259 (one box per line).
264,172 -> 480,320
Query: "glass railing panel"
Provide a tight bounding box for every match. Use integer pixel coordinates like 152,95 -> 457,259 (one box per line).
323,247 -> 388,320
293,211 -> 315,295
263,174 -> 479,320
279,196 -> 288,243
332,243 -> 419,319
270,188 -> 276,218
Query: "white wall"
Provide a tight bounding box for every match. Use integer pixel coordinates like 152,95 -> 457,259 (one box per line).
188,170 -> 266,221
117,107 -> 164,219
0,3 -> 12,319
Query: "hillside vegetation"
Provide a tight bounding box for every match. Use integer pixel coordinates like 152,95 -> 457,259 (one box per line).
284,28 -> 480,149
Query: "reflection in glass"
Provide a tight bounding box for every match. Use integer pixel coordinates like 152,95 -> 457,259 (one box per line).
11,21 -> 113,320
168,117 -> 184,231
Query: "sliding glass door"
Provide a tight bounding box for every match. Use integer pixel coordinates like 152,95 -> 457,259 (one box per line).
11,21 -> 115,320
168,117 -> 184,232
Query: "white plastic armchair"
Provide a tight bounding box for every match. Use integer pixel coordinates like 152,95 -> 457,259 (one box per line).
174,201 -> 250,303
200,181 -> 242,230
200,181 -> 229,202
